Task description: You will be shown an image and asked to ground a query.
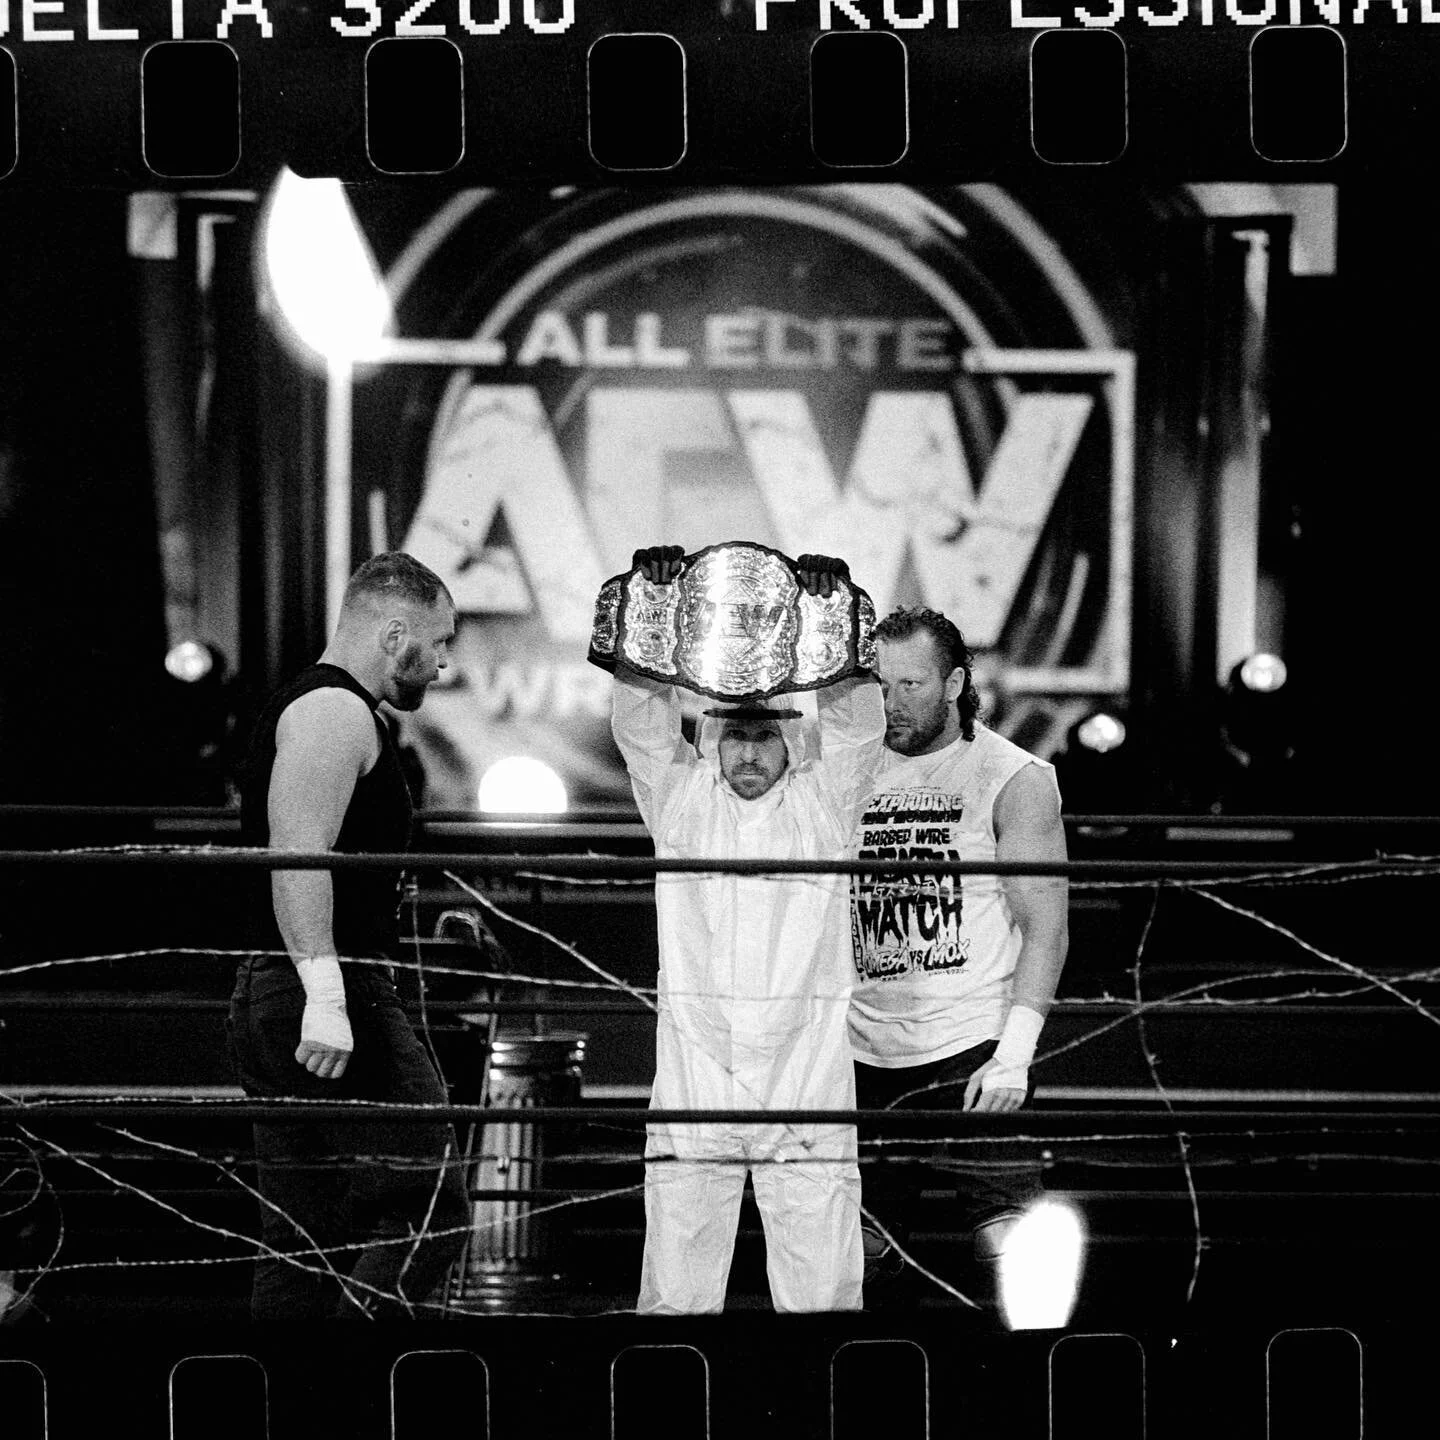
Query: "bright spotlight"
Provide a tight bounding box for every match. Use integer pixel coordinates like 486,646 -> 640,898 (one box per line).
998,1198 -> 1086,1331
1076,712 -> 1126,754
260,168 -> 391,368
478,757 -> 569,815
165,641 -> 215,684
1238,653 -> 1288,693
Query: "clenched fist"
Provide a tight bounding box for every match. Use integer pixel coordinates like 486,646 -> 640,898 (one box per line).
795,554 -> 851,599
632,546 -> 686,585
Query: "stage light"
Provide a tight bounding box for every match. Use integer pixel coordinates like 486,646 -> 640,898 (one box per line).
259,167 -> 391,369
1238,652 -> 1288,693
164,640 -> 216,684
477,757 -> 569,815
1076,711 -> 1126,754
997,1198 -> 1086,1331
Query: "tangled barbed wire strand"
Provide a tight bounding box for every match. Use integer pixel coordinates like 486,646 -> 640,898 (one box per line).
2,843 -> 1439,1318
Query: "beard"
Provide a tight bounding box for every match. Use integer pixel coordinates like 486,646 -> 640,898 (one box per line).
726,767 -> 778,799
885,696 -> 951,755
390,681 -> 428,712
391,643 -> 432,711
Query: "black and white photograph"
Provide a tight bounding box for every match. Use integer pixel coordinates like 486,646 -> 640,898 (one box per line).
2,4 -> 1438,1436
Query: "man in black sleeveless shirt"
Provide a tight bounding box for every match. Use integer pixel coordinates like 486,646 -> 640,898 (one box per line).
228,552 -> 468,1320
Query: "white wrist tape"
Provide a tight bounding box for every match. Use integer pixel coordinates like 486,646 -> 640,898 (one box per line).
294,955 -> 353,1054
980,1004 -> 1044,1093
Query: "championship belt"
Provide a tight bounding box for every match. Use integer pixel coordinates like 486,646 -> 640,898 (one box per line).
587,541 -> 877,703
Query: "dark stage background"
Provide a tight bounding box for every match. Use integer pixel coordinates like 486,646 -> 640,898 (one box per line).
2,16 -> 1439,1440
1,177 -> 1430,816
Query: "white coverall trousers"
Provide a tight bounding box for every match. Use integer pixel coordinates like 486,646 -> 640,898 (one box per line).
637,1005 -> 863,1314
613,671 -> 884,1315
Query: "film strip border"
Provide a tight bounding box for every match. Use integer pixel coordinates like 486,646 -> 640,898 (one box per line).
0,1322 -> 1398,1440
0,3 -> 1435,187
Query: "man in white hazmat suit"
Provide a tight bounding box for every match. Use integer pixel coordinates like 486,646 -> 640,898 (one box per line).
612,545 -> 886,1314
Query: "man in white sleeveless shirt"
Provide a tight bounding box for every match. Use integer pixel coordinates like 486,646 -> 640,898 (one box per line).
848,607 -> 1070,1295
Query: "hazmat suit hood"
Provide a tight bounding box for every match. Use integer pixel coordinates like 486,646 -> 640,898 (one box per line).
697,697 -> 811,802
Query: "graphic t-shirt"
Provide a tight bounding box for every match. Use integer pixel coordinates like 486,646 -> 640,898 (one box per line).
848,724 -> 1057,1067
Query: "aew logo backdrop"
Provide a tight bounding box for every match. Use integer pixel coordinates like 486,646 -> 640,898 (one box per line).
349,185 -> 1132,809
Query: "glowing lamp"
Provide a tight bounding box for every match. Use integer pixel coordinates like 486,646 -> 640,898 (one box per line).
1076,712 -> 1126,754
165,641 -> 215,684
260,167 -> 391,368
478,757 -> 569,815
1238,653 -> 1288,693
998,1198 -> 1086,1331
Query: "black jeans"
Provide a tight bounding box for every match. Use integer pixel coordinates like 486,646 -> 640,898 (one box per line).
855,1040 -> 1043,1247
227,955 -> 469,1320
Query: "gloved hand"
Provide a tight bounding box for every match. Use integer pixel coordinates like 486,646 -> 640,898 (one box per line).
631,545 -> 686,584
795,553 -> 851,599
293,955 -> 353,1080
964,1004 -> 1043,1113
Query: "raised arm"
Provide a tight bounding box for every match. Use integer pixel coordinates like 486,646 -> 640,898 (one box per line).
813,673 -> 887,824
795,553 -> 886,823
608,545 -> 696,831
611,665 -> 693,831
268,687 -> 377,1080
964,762 -> 1070,1112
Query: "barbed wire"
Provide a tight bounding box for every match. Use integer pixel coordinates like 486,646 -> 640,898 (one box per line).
3,841 -> 1439,1320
